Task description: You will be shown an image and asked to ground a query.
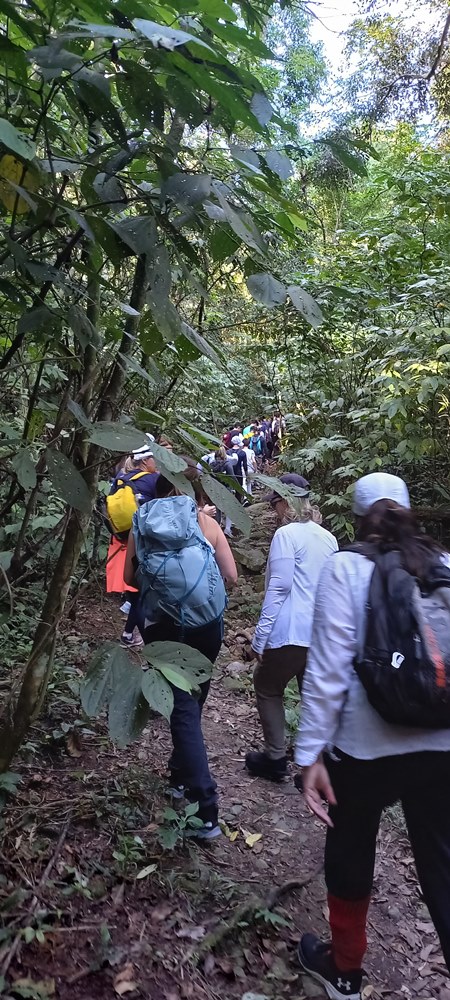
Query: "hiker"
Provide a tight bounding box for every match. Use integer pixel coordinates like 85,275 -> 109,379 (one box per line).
124,472 -> 237,839
210,446 -> 238,537
228,422 -> 244,447
246,475 -> 338,782
242,437 -> 257,495
249,426 -> 268,469
106,438 -> 159,648
243,421 -> 256,439
229,436 -> 248,495
295,472 -> 450,999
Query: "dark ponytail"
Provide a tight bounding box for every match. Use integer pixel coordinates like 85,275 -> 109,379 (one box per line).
357,499 -> 443,579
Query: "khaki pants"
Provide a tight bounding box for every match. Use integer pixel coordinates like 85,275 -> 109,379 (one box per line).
254,645 -> 307,760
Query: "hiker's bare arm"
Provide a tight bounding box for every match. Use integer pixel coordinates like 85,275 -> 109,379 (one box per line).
124,532 -> 137,587
198,513 -> 238,586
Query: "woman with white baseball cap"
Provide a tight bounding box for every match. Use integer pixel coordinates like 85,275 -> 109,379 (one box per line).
295,472 -> 450,999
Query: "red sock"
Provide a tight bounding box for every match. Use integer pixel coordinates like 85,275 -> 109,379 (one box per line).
328,893 -> 370,971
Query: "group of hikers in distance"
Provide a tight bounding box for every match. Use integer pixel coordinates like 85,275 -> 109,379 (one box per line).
103,420 -> 450,1000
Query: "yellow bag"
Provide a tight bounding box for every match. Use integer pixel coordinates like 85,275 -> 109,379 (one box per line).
105,472 -> 147,538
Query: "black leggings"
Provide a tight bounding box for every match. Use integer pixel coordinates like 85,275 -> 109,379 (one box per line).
325,749 -> 450,971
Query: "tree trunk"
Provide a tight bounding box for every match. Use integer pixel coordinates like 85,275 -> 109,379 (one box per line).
0,254 -> 150,772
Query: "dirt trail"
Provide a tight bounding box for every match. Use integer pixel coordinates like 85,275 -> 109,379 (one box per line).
1,504 -> 449,1000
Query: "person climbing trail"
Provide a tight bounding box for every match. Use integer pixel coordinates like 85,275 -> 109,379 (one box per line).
106,436 -> 160,648
296,472 -> 450,1000
246,474 -> 338,782
124,471 -> 238,840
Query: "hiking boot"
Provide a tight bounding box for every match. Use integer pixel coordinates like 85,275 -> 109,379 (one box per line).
245,751 -> 287,782
167,784 -> 186,800
298,934 -> 363,1000
120,630 -> 144,648
189,804 -> 222,841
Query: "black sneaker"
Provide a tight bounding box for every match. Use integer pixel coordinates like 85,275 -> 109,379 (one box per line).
298,934 -> 363,1000
189,803 -> 221,841
245,751 -> 287,782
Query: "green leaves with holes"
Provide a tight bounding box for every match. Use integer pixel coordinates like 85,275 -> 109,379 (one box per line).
246,273 -> 286,308
0,118 -> 36,160
250,92 -> 273,126
46,449 -> 92,514
81,639 -> 213,740
288,285 -> 323,328
68,304 -> 101,349
12,447 -> 36,490
201,473 -> 251,536
144,641 -> 213,688
321,139 -> 368,178
81,643 -> 151,746
141,668 -> 174,721
88,422 -> 148,453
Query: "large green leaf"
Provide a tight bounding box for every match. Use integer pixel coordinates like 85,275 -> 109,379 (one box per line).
150,441 -> 187,473
110,217 -> 156,257
201,473 -> 251,536
46,449 -> 92,514
264,150 -> 293,181
0,119 -> 36,160
144,641 -> 213,688
141,667 -> 174,721
288,285 -> 323,328
108,664 -> 150,746
247,273 -> 286,307
12,447 -> 36,490
81,642 -> 131,717
250,92 -> 273,126
162,173 -> 212,206
133,18 -> 214,52
179,322 -> 224,369
254,473 -> 309,512
67,304 -> 101,349
322,140 -> 368,178
88,422 -> 148,452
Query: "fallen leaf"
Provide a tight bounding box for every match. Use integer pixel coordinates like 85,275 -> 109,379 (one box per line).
13,980 -> 55,997
175,925 -> 206,941
136,864 -> 157,880
203,953 -> 215,976
66,732 -> 82,757
114,964 -> 137,996
151,902 -> 173,921
112,883 -> 125,906
244,831 -> 262,848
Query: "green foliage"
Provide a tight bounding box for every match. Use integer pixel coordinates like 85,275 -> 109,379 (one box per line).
81,640 -> 213,745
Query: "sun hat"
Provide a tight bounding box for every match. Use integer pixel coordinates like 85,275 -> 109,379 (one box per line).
352,472 -> 410,516
267,472 -> 310,504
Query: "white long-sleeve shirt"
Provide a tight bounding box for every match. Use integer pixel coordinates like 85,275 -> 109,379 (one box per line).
295,551 -> 450,766
252,520 -> 338,654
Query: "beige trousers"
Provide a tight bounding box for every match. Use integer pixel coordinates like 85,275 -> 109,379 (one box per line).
253,645 -> 308,760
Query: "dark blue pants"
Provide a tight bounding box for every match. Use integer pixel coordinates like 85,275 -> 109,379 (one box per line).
124,591 -> 145,638
143,616 -> 223,816
325,749 -> 450,971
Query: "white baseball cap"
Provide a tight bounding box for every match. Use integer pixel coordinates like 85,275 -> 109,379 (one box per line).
132,433 -> 155,461
352,472 -> 410,516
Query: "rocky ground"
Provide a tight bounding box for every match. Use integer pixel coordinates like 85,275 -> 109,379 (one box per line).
0,503 -> 449,1000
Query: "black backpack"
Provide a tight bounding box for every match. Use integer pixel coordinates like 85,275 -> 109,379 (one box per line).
354,545 -> 450,728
